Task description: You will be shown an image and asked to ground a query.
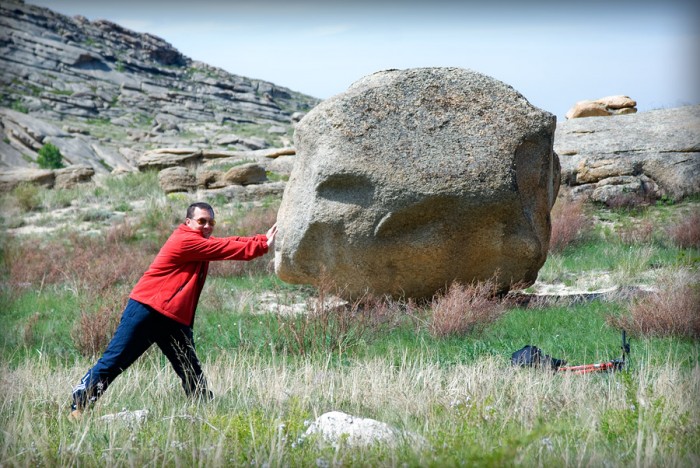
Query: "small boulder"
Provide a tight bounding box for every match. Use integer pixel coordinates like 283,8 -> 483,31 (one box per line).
222,163 -> 267,185
54,164 -> 95,189
158,166 -> 196,193
566,95 -> 637,119
138,148 -> 202,171
302,411 -> 403,447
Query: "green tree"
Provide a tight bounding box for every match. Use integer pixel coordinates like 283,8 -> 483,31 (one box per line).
36,142 -> 64,169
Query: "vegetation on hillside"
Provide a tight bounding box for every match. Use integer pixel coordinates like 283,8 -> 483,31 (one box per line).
0,177 -> 698,466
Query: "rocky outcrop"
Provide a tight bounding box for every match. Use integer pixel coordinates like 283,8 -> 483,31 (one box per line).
555,105 -> 700,203
0,164 -> 93,191
275,67 -> 560,299
54,164 -> 95,189
0,0 -> 319,176
0,168 -> 55,192
565,95 -> 637,119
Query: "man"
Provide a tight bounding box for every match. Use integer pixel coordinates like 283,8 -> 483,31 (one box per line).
70,202 -> 277,419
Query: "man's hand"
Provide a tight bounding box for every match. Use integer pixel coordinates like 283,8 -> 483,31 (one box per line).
266,223 -> 278,246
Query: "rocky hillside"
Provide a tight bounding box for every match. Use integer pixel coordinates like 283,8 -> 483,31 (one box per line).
0,0 -> 320,173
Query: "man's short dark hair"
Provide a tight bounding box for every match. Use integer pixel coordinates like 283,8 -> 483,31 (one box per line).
186,202 -> 215,219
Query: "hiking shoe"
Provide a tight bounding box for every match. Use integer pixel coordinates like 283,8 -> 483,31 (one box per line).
69,408 -> 83,421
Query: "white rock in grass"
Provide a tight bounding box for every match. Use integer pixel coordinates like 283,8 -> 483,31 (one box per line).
99,409 -> 149,424
302,410 -> 423,448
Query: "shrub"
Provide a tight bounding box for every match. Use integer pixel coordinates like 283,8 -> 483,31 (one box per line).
3,230 -> 152,296
605,192 -> 654,211
607,271 -> 700,339
616,219 -> 655,245
36,142 -> 64,169
666,209 -> 700,248
72,299 -> 122,357
549,198 -> 590,253
428,279 -> 506,338
12,182 -> 41,211
272,272 -> 408,356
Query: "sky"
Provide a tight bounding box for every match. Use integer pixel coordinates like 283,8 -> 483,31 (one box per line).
30,0 -> 700,121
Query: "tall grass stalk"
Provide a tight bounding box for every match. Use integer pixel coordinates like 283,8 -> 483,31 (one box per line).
1,349 -> 697,466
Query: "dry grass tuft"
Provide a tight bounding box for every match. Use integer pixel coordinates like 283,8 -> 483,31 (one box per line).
666,208 -> 700,249
616,219 -> 655,245
274,272 -> 409,355
428,279 -> 506,338
549,198 -> 590,253
71,301 -> 122,357
607,270 -> 700,339
605,192 -> 655,210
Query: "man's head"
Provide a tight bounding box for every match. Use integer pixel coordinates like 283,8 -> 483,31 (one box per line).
185,202 -> 216,238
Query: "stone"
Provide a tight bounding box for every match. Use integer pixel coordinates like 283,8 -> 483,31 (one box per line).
565,101 -> 610,119
99,409 -> 149,424
158,166 -> 196,193
222,163 -> 267,185
266,155 -> 296,175
565,95 -> 637,119
556,105 -> 700,201
0,168 -> 55,192
301,411 -> 403,448
138,148 -> 202,171
54,164 -> 95,189
196,169 -> 225,189
275,67 -> 559,299
594,95 -> 637,109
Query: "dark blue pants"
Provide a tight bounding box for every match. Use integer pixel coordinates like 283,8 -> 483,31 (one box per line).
71,299 -> 209,410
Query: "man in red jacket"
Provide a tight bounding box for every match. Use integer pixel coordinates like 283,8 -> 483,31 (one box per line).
70,202 -> 277,419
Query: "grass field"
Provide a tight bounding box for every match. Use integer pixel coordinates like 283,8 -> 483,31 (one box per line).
1,181 -> 698,466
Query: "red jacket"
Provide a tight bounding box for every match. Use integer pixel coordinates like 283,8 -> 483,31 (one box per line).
130,224 -> 269,326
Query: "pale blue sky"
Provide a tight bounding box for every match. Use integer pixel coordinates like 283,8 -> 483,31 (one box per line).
31,1 -> 700,120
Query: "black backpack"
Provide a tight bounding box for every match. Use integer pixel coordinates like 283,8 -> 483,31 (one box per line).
511,345 -> 566,370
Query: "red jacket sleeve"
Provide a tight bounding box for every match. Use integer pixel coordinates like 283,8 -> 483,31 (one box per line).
172,231 -> 269,262
129,225 -> 269,325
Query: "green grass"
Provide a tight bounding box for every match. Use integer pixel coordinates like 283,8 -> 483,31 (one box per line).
0,189 -> 698,466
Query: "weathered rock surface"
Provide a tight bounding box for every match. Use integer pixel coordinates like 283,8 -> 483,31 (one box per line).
275,67 -> 560,299
158,166 -> 196,194
54,164 -> 95,189
222,163 -> 267,186
565,95 -> 637,119
0,0 -> 318,179
0,168 -> 55,192
555,105 -> 700,203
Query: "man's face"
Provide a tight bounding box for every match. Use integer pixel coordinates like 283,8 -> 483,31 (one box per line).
186,207 -> 215,238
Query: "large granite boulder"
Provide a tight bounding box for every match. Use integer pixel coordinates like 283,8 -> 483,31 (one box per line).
555,105 -> 700,203
275,67 -> 560,299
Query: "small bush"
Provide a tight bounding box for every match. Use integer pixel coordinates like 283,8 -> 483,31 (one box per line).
616,219 -> 655,245
549,198 -> 590,253
605,192 -> 654,211
607,271 -> 700,339
12,182 -> 41,211
36,142 -> 64,169
666,209 -> 700,248
428,279 -> 506,338
272,272 -> 408,356
72,301 -> 122,357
